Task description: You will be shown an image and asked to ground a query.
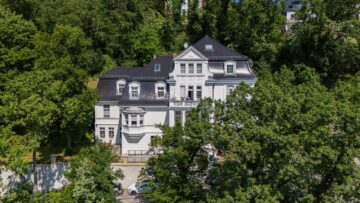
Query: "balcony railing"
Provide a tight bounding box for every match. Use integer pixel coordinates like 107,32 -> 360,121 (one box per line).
127,150 -> 163,163
169,100 -> 199,108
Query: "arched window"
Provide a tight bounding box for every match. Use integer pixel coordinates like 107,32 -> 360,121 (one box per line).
116,80 -> 126,95
128,82 -> 140,99
224,61 -> 236,75
155,82 -> 166,99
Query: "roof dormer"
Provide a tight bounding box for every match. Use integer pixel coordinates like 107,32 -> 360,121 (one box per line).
128,81 -> 140,99
205,44 -> 213,51
154,64 -> 161,72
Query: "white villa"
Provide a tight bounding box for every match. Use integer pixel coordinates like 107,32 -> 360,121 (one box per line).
94,36 -> 256,157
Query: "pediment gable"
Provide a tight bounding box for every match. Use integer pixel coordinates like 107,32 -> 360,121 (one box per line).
174,46 -> 207,61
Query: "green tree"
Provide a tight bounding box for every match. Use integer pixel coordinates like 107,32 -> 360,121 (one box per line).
132,11 -> 166,66
143,67 -> 360,202
0,7 -> 37,86
65,144 -> 124,203
143,100 -> 214,202
279,0 -> 360,85
61,90 -> 96,150
34,24 -> 104,75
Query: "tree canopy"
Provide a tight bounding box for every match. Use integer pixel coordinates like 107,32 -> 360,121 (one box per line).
143,67 -> 360,202
0,0 -> 359,201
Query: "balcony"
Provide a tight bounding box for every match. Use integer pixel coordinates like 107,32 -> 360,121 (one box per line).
169,99 -> 199,108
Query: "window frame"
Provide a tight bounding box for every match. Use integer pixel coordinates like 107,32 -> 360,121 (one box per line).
108,127 -> 114,138
196,86 -> 202,100
116,80 -> 126,95
131,114 -> 137,126
196,63 -> 202,74
188,63 -> 194,74
129,82 -> 140,99
155,82 -> 166,99
99,127 -> 105,138
180,63 -> 186,74
205,44 -> 213,51
224,61 -> 236,75
154,64 -> 161,72
103,105 -> 110,118
180,85 -> 186,99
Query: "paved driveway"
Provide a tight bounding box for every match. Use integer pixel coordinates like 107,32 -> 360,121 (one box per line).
112,165 -> 144,203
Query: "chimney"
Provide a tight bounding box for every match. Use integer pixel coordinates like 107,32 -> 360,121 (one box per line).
172,53 -> 177,58
153,55 -> 157,59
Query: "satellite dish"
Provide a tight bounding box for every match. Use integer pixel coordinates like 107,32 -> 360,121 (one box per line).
183,42 -> 189,48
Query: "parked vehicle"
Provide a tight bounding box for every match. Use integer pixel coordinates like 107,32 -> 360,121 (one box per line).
113,179 -> 123,196
128,180 -> 150,195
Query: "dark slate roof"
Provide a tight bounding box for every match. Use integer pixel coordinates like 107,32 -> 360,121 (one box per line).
193,36 -> 248,60
97,79 -> 169,105
97,56 -> 173,104
100,56 -> 173,80
286,0 -> 303,11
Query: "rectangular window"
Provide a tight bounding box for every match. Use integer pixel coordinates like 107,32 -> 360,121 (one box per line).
154,64 -> 161,72
180,63 -> 186,74
125,115 -> 129,125
188,64 -> 194,74
109,127 -> 114,138
103,105 -> 110,118
205,44 -> 213,50
100,127 -> 105,138
180,85 -> 186,99
131,86 -> 139,98
118,83 -> 125,95
157,86 -> 165,98
226,64 -> 234,74
131,115 -> 137,126
188,86 -> 194,100
196,86 -> 202,100
196,64 -> 202,74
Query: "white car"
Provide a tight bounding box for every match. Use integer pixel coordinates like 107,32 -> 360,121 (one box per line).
128,180 -> 150,195
128,182 -> 140,195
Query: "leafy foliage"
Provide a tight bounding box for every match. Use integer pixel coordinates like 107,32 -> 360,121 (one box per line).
279,0 -> 360,85
65,144 -> 124,203
143,67 -> 360,202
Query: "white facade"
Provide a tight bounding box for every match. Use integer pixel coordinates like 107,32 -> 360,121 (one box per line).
94,36 -> 256,156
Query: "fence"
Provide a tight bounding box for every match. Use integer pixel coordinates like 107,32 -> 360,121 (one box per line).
127,150 -> 163,163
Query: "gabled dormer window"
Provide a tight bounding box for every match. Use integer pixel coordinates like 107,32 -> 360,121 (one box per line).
154,64 -> 161,72
116,80 -> 126,95
224,61 -> 236,75
129,82 -> 140,99
155,82 -> 166,99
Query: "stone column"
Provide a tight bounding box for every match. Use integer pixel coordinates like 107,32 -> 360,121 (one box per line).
169,110 -> 175,127
181,111 -> 186,126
